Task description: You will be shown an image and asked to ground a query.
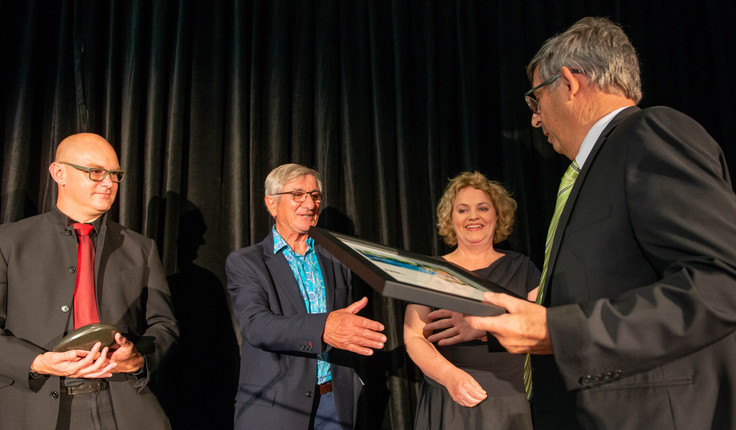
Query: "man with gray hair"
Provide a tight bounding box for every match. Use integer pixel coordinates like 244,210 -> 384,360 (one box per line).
226,163 -> 386,429
466,17 -> 736,429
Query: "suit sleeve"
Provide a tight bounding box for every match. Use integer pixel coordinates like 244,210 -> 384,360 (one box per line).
135,241 -> 179,384
0,238 -> 47,389
549,108 -> 736,388
226,250 -> 330,354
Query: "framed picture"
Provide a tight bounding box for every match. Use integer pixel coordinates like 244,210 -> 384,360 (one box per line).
310,227 -> 519,316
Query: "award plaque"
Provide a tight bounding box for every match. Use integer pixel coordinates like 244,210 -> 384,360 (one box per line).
53,323 -> 121,352
310,227 -> 520,316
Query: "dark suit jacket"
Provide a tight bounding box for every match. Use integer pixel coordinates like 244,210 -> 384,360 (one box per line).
532,107 -> 736,429
0,208 -> 178,429
226,230 -> 362,430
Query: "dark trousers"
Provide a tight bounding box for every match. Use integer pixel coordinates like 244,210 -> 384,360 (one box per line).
56,388 -> 118,430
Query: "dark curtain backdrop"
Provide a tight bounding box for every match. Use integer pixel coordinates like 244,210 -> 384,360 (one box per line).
2,1 -> 735,429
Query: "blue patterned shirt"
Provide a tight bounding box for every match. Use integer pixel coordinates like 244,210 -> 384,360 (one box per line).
273,226 -> 331,385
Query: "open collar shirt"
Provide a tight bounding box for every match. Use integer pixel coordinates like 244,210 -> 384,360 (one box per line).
272,226 -> 331,385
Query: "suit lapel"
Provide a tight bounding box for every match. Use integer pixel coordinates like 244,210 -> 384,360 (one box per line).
541,106 -> 640,304
94,214 -> 122,311
262,232 -> 309,314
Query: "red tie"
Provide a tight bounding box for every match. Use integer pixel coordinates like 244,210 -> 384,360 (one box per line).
73,223 -> 100,329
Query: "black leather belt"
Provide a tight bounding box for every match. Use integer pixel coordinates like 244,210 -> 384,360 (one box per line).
318,381 -> 333,395
65,379 -> 109,395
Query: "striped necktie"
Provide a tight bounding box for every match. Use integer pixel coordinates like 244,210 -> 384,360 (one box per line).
523,160 -> 580,399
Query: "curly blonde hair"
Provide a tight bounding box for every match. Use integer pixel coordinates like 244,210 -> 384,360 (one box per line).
436,171 -> 517,246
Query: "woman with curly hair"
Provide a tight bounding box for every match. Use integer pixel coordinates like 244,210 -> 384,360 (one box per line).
404,171 -> 539,429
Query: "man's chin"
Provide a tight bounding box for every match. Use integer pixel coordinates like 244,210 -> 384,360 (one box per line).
550,140 -> 564,155
297,219 -> 318,232
92,201 -> 114,214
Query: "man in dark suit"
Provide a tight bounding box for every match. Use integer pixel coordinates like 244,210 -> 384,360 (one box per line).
226,163 -> 386,430
466,17 -> 736,429
0,133 -> 178,428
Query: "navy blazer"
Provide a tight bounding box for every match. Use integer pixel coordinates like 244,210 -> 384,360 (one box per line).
226,230 -> 362,430
532,107 -> 736,429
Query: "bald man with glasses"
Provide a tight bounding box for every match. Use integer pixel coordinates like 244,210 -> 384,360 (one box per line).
0,133 -> 178,429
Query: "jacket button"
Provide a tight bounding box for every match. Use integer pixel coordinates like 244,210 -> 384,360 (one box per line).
68,266 -> 76,273
61,305 -> 70,313
306,391 -> 313,398
50,391 -> 59,399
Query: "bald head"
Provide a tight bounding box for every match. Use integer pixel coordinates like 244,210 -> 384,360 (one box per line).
55,133 -> 116,162
50,133 -> 122,222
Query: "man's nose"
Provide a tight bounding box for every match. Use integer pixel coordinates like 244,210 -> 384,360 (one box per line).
99,174 -> 115,186
302,195 -> 317,208
531,112 -> 542,128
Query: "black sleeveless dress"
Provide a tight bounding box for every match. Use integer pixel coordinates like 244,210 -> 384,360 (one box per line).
414,250 -> 540,430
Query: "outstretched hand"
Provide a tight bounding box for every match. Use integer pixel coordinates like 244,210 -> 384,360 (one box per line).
323,297 -> 386,356
465,292 -> 553,355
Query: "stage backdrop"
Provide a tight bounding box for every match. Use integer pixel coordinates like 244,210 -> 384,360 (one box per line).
1,1 -> 734,429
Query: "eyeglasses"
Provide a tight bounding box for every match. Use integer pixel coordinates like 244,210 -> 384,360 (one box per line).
524,69 -> 581,114
60,162 -> 126,183
272,190 -> 323,203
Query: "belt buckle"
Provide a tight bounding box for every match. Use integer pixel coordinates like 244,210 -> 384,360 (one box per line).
65,379 -> 109,395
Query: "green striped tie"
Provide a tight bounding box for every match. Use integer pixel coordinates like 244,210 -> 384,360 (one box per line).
523,160 -> 580,399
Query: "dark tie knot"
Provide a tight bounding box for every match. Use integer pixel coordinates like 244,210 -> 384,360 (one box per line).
73,223 -> 94,237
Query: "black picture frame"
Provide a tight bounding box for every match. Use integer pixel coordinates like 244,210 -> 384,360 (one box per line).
310,227 -> 520,316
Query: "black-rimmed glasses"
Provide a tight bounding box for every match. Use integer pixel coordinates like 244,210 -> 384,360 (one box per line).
60,162 -> 126,183
272,190 -> 323,203
524,70 -> 581,114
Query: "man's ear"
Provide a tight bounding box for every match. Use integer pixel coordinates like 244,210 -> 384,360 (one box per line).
264,195 -> 278,218
49,162 -> 65,186
560,66 -> 581,100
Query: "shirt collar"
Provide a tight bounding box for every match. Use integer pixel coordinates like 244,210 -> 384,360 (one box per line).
272,225 -> 314,255
53,206 -> 103,235
575,106 -> 628,168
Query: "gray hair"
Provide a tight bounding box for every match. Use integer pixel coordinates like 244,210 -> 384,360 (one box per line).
264,163 -> 322,197
527,17 -> 642,104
